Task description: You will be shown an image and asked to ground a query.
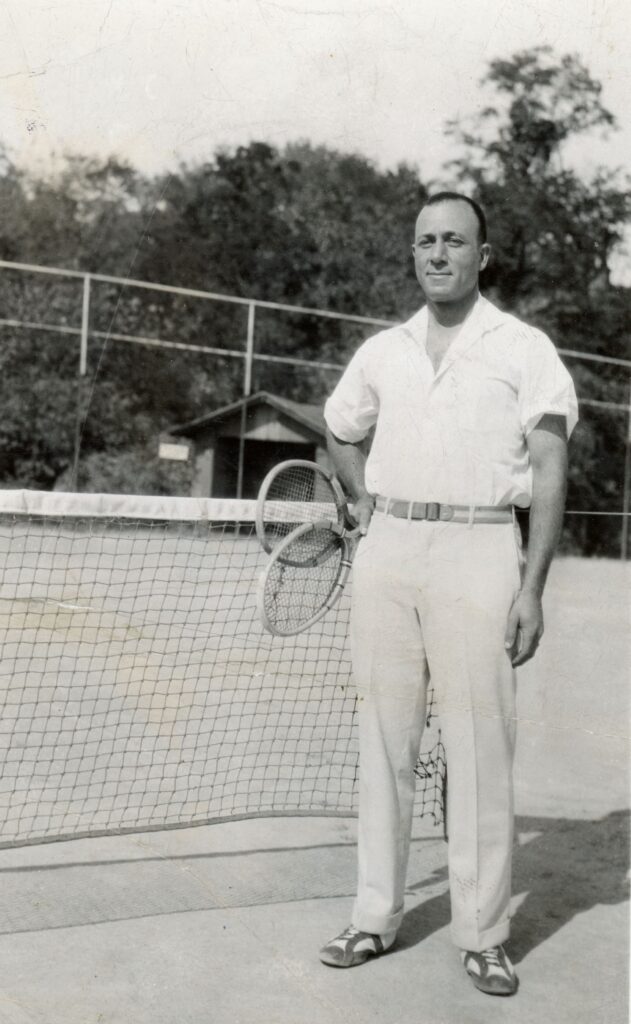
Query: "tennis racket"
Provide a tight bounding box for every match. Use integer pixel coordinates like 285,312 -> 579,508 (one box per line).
255,459 -> 348,554
257,518 -> 357,636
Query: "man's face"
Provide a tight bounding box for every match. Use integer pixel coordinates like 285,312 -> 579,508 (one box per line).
412,200 -> 490,305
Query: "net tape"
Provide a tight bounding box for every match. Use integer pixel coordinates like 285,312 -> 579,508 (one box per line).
0,491 -> 446,848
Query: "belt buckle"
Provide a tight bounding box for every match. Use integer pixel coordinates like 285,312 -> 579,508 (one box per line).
426,502 -> 440,521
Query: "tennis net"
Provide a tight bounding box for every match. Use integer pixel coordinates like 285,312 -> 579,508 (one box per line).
0,490 -> 445,848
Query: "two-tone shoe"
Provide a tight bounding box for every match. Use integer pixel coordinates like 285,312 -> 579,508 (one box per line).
319,925 -> 394,968
461,945 -> 518,996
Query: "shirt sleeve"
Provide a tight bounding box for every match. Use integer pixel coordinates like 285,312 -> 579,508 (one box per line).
518,327 -> 579,439
324,341 -> 380,442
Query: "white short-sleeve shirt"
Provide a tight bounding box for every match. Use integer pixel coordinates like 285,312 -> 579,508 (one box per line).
324,296 -> 578,508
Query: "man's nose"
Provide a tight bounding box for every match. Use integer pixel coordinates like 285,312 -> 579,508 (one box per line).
430,240 -> 447,263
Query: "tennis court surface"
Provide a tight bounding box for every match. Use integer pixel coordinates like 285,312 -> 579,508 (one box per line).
0,540 -> 627,1023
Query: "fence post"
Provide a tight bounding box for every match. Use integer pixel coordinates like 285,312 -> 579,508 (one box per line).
236,302 -> 256,500
71,273 -> 91,491
621,375 -> 631,561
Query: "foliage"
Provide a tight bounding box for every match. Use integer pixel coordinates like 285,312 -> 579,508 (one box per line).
446,46 -> 630,555
55,446 -> 194,496
0,47 -> 628,554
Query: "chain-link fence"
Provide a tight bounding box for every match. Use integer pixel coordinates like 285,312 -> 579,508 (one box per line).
0,260 -> 629,558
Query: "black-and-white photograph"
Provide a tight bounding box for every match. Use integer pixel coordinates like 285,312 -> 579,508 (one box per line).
0,2 -> 628,1022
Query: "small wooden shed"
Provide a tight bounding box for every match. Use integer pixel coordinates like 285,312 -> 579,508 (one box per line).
165,391 -> 330,498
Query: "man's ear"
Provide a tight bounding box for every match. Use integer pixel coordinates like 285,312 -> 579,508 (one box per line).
480,243 -> 491,271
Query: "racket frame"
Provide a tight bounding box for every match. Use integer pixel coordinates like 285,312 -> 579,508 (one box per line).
257,519 -> 356,636
255,459 -> 348,555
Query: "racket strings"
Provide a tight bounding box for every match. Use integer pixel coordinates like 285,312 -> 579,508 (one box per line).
262,534 -> 345,634
260,464 -> 343,551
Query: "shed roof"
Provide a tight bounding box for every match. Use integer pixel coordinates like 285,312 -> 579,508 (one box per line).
169,390 -> 326,438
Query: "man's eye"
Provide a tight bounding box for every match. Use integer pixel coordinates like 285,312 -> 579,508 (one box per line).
448,238 -> 464,246
417,240 -> 432,248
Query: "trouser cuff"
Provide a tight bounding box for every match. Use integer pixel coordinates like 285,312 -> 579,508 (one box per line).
450,916 -> 510,953
352,902 -> 404,937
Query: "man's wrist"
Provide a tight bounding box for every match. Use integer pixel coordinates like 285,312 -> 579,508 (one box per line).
351,490 -> 374,505
519,579 -> 545,600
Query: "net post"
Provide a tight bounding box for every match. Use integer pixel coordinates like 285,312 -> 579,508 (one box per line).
71,273 -> 91,491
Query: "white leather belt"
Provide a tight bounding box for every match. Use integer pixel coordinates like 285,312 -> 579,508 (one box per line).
374,495 -> 513,524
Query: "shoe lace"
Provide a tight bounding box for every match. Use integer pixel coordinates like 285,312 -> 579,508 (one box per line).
339,925 -> 360,940
482,947 -> 502,967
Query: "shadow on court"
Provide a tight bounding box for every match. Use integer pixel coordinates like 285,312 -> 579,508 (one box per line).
0,811 -> 627,950
509,810 -> 630,962
0,811 -> 627,1024
397,809 -> 630,963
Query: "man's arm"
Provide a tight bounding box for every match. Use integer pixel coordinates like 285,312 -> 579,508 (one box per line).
326,428 -> 375,534
504,413 -> 568,667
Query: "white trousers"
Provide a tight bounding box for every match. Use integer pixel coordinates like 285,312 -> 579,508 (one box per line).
349,511 -> 522,952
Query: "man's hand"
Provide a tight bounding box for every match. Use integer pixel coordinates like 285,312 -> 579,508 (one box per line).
350,493 -> 375,535
504,589 -> 544,667
326,428 -> 374,535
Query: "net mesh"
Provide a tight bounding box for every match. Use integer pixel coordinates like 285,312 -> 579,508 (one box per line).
0,491 -> 446,848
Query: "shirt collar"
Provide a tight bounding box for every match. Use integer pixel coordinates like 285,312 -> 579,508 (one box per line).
401,294 -> 507,341
399,294 -> 509,381
476,295 -> 511,334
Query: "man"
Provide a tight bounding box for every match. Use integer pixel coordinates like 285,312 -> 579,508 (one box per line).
319,192 -> 577,996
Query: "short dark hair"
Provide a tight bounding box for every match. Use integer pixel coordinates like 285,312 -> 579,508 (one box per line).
420,191 -> 487,244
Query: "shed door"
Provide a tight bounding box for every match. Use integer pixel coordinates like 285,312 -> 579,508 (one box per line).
213,438 -> 317,498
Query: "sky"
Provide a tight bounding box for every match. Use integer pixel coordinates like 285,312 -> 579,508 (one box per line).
0,0 -> 629,189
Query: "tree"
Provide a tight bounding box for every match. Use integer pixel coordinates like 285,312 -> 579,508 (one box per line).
131,142 -> 425,402
446,47 -> 631,555
447,48 -> 629,324
0,153 -> 213,490
0,54 -> 627,556
0,142 -> 427,489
